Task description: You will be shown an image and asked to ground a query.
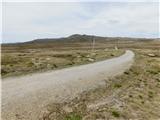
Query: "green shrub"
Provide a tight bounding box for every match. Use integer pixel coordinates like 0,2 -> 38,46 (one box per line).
114,84 -> 122,88
148,91 -> 154,98
139,95 -> 143,99
65,113 -> 82,120
112,110 -> 120,118
1,69 -> 8,75
27,61 -> 34,67
124,71 -> 129,75
147,69 -> 159,75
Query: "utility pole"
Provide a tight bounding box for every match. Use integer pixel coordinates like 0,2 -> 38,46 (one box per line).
92,36 -> 95,52
115,38 -> 118,50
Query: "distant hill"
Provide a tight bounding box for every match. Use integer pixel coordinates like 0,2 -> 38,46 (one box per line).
2,34 -> 159,50
24,34 -> 106,44
25,34 -> 156,44
25,34 -> 153,43
2,34 -> 157,45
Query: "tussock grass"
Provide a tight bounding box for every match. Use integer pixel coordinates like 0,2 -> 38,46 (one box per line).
42,48 -> 160,120
2,49 -> 124,78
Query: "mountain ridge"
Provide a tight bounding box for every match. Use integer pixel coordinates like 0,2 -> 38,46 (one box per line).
2,34 -> 158,45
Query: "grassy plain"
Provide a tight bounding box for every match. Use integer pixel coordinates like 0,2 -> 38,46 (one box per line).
2,48 -> 123,78
35,40 -> 159,120
2,36 -> 159,78
1,35 -> 160,120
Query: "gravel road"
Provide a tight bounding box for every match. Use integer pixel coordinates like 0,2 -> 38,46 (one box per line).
2,50 -> 134,120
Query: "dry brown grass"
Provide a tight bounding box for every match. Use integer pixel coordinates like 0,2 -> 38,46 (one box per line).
1,48 -> 124,78
42,48 -> 160,120
1,38 -> 160,120
2,38 -> 159,78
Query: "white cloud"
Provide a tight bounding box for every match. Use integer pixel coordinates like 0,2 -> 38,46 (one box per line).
79,2 -> 159,37
2,0 -> 160,2
82,3 -> 157,26
3,2 -> 87,42
2,2 -> 159,43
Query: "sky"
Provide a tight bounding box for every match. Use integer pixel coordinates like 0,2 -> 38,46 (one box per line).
2,0 -> 160,43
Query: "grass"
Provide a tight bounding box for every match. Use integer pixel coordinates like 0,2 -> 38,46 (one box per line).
2,38 -> 160,120
65,113 -> 82,120
111,110 -> 120,118
114,83 -> 122,88
148,91 -> 154,98
42,48 -> 160,120
1,49 -> 124,78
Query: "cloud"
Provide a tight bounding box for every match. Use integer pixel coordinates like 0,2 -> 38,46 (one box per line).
3,0 -> 160,2
2,2 -> 159,43
3,2 -> 84,42
80,3 -> 158,32
78,2 -> 159,38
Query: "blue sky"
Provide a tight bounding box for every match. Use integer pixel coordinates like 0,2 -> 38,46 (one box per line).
2,1 -> 159,43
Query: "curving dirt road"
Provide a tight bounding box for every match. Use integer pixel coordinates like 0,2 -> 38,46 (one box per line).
2,50 -> 134,120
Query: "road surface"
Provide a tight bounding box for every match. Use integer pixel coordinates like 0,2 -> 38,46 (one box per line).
2,50 -> 134,120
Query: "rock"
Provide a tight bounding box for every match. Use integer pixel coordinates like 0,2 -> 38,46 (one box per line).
104,48 -> 108,51
115,46 -> 118,50
77,55 -> 82,58
86,55 -> 90,58
88,58 -> 94,62
148,53 -> 156,57
62,106 -> 73,113
31,58 -> 36,61
46,58 -> 51,60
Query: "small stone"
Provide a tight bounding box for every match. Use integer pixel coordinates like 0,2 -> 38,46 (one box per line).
148,53 -> 156,57
46,58 -> 51,60
77,55 -> 82,58
104,48 -> 108,51
88,58 -> 94,62
62,106 -> 73,113
86,55 -> 90,58
115,46 -> 118,50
